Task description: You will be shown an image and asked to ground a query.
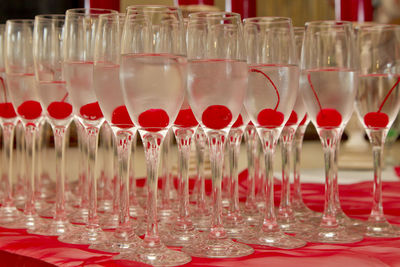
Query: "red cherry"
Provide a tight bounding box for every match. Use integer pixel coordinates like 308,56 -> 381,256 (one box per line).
316,108 -> 342,128
286,111 -> 298,126
248,121 -> 254,126
80,102 -> 103,121
201,105 -> 233,130
257,108 -> 284,128
138,108 -> 169,132
47,102 -> 73,120
174,108 -> 198,128
17,100 -> 42,120
111,105 -> 134,129
299,114 -> 308,126
231,114 -> 244,128
364,112 -> 389,128
0,103 -> 17,119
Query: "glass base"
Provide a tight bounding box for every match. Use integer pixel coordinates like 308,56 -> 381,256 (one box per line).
293,202 -> 321,220
223,214 -> 252,239
192,214 -> 211,231
37,205 -> 74,218
0,205 -> 23,225
237,227 -> 306,249
99,213 -> 119,230
365,219 -> 400,238
58,224 -> 108,245
298,225 -> 363,244
68,208 -> 88,224
277,212 -> 314,234
28,219 -> 78,236
182,235 -> 254,258
161,223 -> 201,247
97,200 -> 112,213
1,213 -> 48,230
129,204 -> 145,219
241,204 -> 262,226
89,230 -> 142,253
336,210 -> 365,229
115,243 -> 191,266
158,207 -> 176,223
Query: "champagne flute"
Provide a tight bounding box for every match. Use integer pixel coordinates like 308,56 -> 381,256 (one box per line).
298,21 -> 363,243
354,24 -> 400,237
3,19 -> 46,230
0,24 -> 21,225
239,17 -> 306,249
89,12 -> 143,252
58,8 -> 118,245
29,14 -> 75,235
183,12 -> 254,258
116,6 -> 191,266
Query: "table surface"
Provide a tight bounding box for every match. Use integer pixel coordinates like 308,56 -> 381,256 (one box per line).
2,140 -> 400,267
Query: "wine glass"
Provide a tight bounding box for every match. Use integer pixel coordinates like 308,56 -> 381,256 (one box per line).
89,12 -> 143,252
29,14 -> 76,236
183,11 -> 254,258
3,19 -> 46,230
0,24 -> 21,225
354,24 -> 400,237
285,26 -> 320,222
58,8 -> 118,245
239,17 -> 306,249
115,5 -> 191,266
297,21 -> 363,243
223,107 -> 251,237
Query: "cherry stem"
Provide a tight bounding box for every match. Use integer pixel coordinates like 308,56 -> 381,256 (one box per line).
61,93 -> 69,102
250,68 -> 280,111
377,77 -> 400,113
307,72 -> 323,111
0,77 -> 7,102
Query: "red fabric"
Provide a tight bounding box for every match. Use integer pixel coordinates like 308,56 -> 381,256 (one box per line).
395,166 -> 400,178
2,170 -> 400,266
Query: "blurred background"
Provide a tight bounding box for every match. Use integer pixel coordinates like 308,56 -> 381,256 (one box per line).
2,0 -> 400,25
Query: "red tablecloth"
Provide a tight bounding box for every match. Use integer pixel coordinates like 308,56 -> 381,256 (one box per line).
2,170 -> 400,267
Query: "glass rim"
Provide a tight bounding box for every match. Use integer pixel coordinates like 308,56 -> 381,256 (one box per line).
243,16 -> 291,24
293,26 -> 305,31
355,23 -> 400,31
126,5 -> 180,12
305,20 -> 352,28
99,13 -> 126,19
35,14 -> 66,21
66,8 -> 118,17
6,19 -> 34,25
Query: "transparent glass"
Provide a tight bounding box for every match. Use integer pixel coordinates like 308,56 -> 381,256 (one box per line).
89,13 -> 142,253
297,21 -> 363,243
0,24 -> 22,225
3,19 -> 46,230
115,6 -> 191,266
354,24 -> 400,237
239,17 -> 306,249
58,8 -> 118,245
183,12 -> 254,258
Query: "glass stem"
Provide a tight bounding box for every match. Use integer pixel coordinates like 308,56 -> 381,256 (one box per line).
161,130 -> 172,210
142,132 -> 163,248
208,131 -> 227,238
319,129 -> 340,227
53,126 -> 68,221
279,127 -> 296,216
102,123 -> 114,211
24,123 -> 37,216
368,129 -> 386,222
333,144 -> 342,213
175,128 -> 194,228
292,126 -> 306,207
15,122 -> 25,200
260,130 -> 279,231
228,129 -> 242,218
115,130 -> 133,234
244,125 -> 257,211
34,121 -> 44,201
86,126 -> 100,228
2,123 -> 15,207
77,122 -> 89,210
195,127 -> 207,213
129,133 -> 140,211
